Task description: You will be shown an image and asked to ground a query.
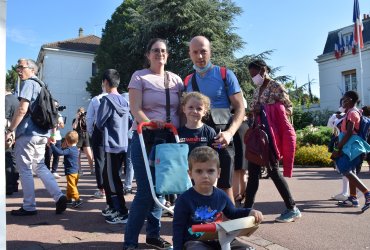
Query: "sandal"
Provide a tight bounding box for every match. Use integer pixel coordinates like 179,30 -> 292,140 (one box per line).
234,192 -> 246,207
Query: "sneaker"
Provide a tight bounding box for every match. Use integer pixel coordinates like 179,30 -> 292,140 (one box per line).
11,207 -> 37,216
123,187 -> 132,195
146,237 -> 172,249
94,190 -> 106,199
90,169 -> 95,175
52,172 -> 61,179
105,211 -> 129,224
361,192 -> 370,213
101,206 -> 116,217
78,170 -> 84,176
337,196 -> 359,207
275,207 -> 302,223
66,199 -> 74,206
331,193 -> 348,201
72,199 -> 83,208
56,195 -> 68,214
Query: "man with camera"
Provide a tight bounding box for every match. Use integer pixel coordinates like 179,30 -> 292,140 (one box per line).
45,100 -> 65,178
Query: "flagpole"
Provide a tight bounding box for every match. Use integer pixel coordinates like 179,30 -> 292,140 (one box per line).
356,25 -> 364,104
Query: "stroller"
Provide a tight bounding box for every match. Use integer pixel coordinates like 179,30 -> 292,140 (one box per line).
137,121 -> 192,215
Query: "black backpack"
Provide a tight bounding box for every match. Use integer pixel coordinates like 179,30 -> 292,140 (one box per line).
30,78 -> 59,130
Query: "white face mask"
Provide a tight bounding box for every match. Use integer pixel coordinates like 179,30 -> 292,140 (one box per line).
252,73 -> 264,86
338,107 -> 345,113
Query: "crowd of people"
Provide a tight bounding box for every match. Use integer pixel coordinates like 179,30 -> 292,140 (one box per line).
5,36 -> 370,249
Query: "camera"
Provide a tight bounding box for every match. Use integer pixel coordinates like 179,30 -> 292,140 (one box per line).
79,111 -> 87,117
57,106 -> 66,111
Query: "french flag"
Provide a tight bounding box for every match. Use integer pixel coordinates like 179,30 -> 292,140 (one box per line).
353,0 -> 364,49
334,43 -> 341,59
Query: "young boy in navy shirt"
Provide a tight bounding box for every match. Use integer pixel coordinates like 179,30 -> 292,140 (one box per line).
173,146 -> 263,249
50,131 -> 82,208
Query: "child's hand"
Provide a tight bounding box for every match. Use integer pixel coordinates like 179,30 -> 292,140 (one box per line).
48,137 -> 56,145
249,209 -> 263,224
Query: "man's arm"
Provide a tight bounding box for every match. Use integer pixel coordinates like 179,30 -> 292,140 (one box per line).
213,92 -> 245,147
86,98 -> 96,136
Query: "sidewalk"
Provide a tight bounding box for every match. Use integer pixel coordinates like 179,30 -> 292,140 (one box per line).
6,164 -> 370,249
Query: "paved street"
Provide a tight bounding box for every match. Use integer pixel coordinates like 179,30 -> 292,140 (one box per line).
6,162 -> 370,250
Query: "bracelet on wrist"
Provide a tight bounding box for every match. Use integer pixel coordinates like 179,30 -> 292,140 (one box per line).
143,119 -> 150,122
50,134 -> 56,137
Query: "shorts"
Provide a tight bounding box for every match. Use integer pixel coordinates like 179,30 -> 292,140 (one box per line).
216,144 -> 235,189
233,121 -> 249,170
335,153 -> 363,175
77,131 -> 91,148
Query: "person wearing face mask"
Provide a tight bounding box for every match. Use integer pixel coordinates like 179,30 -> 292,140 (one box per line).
86,82 -> 108,199
330,91 -> 370,213
185,36 -> 245,202
245,59 -> 301,223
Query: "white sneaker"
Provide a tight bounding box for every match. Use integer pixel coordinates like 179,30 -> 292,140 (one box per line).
94,190 -> 106,199
331,193 -> 348,201
53,172 -> 61,179
105,211 -> 129,224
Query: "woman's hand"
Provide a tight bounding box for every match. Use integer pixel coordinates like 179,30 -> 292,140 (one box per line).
330,150 -> 342,160
148,119 -> 166,129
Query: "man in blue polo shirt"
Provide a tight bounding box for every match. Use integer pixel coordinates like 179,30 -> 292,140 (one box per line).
5,58 -> 67,216
186,36 -> 245,201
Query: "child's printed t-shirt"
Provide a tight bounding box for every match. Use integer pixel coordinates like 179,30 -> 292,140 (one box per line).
178,124 -> 216,153
172,187 -> 251,249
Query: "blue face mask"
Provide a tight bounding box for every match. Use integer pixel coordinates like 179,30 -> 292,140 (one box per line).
193,61 -> 213,74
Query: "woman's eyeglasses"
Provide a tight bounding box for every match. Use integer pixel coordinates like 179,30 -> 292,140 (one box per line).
150,48 -> 167,54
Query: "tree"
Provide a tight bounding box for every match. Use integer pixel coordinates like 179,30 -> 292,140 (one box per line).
6,65 -> 18,92
87,0 -> 244,97
87,0 -> 293,106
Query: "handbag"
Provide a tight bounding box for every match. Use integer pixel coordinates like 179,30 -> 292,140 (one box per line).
244,118 -> 270,166
154,143 -> 192,194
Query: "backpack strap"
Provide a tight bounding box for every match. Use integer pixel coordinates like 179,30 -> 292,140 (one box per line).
184,73 -> 194,88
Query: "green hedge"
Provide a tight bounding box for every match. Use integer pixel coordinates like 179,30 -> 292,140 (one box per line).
296,125 -> 332,147
294,145 -> 333,167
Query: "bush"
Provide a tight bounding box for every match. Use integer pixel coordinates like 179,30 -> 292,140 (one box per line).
296,125 -> 332,147
294,145 -> 333,167
293,108 -> 334,130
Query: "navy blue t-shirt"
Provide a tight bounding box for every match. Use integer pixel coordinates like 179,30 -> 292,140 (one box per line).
178,124 -> 217,153
50,144 -> 79,175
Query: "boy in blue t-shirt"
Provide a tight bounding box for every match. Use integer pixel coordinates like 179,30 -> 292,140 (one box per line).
50,131 -> 82,208
173,146 -> 263,249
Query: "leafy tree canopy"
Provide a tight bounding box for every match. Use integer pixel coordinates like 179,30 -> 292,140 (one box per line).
86,0 -> 292,104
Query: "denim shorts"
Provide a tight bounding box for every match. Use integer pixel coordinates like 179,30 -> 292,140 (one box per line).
335,153 -> 363,175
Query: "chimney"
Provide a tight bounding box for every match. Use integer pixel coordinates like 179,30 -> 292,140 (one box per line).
78,27 -> 83,37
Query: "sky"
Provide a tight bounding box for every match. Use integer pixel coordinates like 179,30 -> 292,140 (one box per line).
5,0 -> 370,98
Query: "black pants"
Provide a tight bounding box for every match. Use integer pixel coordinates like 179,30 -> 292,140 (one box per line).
91,126 -> 105,189
45,140 -> 61,173
6,148 -> 19,194
244,161 -> 296,210
103,152 -> 128,214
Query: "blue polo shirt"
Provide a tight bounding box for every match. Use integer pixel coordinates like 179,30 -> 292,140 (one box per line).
185,66 -> 241,108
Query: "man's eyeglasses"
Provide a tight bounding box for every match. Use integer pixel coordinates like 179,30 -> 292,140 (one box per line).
150,48 -> 167,54
16,65 -> 32,70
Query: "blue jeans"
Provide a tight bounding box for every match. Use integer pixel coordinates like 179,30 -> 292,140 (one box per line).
124,132 -> 163,247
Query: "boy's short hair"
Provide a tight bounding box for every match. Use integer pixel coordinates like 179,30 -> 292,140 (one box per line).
188,146 -> 220,171
64,131 -> 79,145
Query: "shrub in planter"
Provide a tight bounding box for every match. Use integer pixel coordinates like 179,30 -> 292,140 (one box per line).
294,145 -> 333,167
296,125 -> 332,147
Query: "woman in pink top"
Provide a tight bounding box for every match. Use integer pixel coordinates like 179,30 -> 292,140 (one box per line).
123,38 -> 183,249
